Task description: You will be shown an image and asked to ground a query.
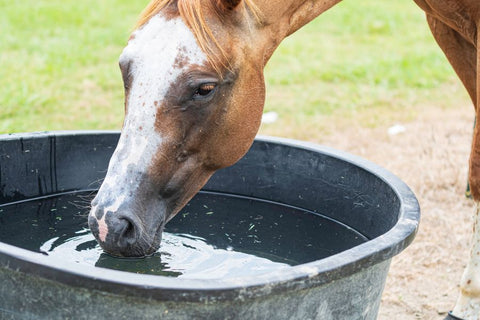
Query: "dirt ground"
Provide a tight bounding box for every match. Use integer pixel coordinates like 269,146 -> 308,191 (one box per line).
314,103 -> 475,319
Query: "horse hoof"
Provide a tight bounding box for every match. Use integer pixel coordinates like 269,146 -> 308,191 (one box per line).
445,311 -> 466,320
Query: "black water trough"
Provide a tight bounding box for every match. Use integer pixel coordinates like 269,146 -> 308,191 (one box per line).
0,131 -> 419,320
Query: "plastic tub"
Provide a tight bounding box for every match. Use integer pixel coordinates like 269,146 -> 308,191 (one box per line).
0,131 -> 419,320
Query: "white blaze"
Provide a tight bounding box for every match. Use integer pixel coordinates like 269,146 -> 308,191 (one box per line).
91,15 -> 207,226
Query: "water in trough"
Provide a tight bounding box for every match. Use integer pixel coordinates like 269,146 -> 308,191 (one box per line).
0,190 -> 367,279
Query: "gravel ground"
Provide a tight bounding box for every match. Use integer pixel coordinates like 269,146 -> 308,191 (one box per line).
315,104 -> 475,319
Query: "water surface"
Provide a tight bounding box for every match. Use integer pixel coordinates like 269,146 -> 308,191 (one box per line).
0,191 -> 367,279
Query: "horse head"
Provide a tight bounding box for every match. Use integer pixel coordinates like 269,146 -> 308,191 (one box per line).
88,0 -> 270,257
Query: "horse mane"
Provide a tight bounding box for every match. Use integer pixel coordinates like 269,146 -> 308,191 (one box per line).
135,0 -> 261,74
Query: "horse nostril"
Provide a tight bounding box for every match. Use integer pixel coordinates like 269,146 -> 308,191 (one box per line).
116,217 -> 138,246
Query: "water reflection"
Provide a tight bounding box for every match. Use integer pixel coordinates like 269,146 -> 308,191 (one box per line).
39,230 -> 289,278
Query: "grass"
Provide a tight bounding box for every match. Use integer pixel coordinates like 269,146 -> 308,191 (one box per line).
0,0 -> 144,132
261,1 -> 471,140
0,0 -> 472,139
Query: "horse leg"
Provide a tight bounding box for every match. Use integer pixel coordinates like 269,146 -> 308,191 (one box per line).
424,14 -> 480,320
451,203 -> 480,320
425,15 -> 476,104
453,59 -> 480,319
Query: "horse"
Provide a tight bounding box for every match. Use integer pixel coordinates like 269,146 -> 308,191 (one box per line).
87,0 -> 480,319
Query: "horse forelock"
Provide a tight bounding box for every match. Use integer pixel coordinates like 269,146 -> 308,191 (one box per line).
135,0 -> 261,75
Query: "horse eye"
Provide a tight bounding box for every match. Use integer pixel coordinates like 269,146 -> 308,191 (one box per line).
193,83 -> 216,99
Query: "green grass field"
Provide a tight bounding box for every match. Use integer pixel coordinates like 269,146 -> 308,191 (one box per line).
0,0 -> 472,138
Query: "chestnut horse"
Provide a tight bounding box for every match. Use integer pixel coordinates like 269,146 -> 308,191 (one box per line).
87,0 -> 480,318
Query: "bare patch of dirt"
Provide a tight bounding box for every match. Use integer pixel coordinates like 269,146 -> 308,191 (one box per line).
317,105 -> 475,319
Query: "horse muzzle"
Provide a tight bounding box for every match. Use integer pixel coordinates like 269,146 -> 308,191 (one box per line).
88,195 -> 166,257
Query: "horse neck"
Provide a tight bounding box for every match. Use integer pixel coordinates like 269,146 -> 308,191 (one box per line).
253,0 -> 342,64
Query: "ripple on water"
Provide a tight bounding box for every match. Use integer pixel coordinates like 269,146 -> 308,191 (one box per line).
39,229 -> 290,279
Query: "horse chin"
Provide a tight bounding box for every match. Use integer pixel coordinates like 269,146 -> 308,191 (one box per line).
105,241 -> 159,258
96,220 -> 165,258
116,234 -> 164,258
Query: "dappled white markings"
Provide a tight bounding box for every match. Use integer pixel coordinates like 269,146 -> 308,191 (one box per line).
90,15 -> 208,220
89,204 -> 97,217
114,137 -> 148,177
103,195 -> 126,215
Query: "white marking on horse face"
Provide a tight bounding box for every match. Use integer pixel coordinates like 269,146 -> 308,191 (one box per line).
97,213 -> 108,242
90,15 -> 207,225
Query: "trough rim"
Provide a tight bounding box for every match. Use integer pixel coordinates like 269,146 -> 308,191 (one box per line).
0,131 -> 420,302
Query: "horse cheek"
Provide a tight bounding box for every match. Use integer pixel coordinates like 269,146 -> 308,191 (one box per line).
209,73 -> 265,169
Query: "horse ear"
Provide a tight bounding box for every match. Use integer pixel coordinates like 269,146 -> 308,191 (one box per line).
215,0 -> 242,12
